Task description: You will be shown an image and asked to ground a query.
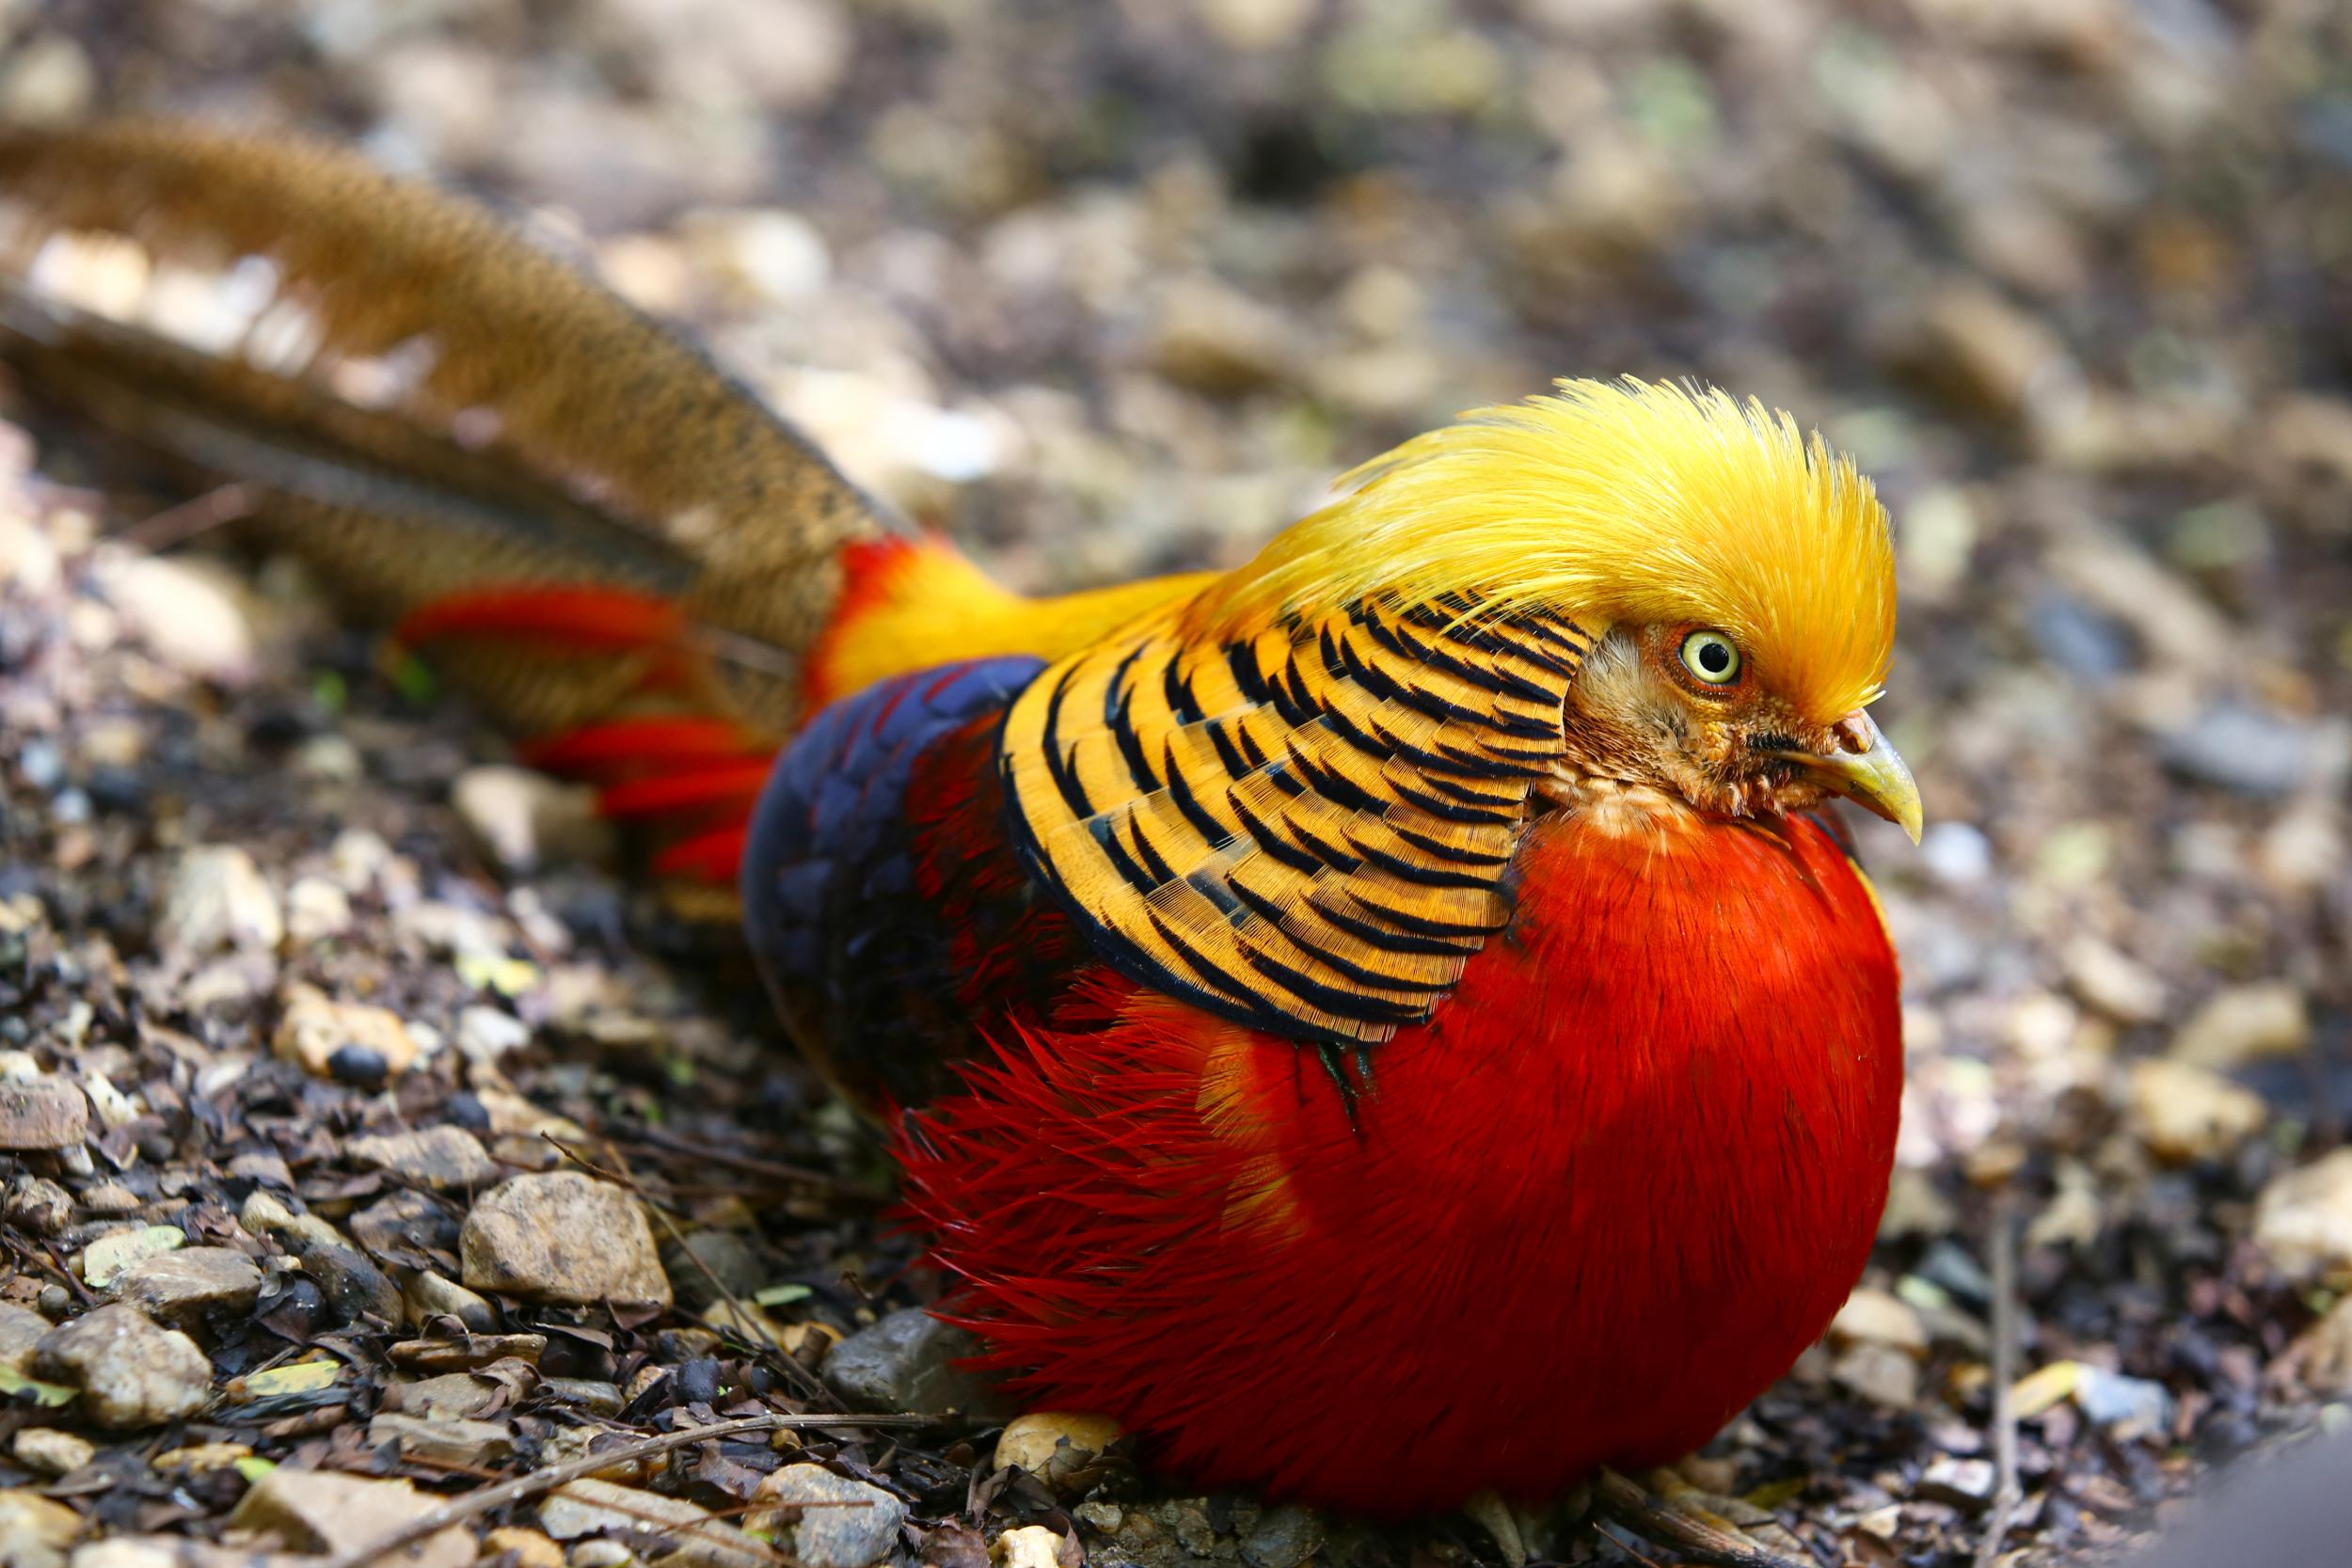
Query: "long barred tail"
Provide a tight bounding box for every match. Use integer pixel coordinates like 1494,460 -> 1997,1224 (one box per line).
0,117 -> 892,749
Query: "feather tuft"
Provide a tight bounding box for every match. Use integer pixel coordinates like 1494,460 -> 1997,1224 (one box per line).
1186,377 -> 1894,723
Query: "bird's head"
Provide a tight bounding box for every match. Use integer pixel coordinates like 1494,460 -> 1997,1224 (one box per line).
1191,377 -> 1922,841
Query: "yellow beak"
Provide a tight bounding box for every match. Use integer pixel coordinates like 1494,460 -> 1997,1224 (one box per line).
1772,709 -> 1924,845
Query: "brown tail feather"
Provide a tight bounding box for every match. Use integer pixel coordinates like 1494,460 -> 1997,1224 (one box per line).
0,117 -> 891,734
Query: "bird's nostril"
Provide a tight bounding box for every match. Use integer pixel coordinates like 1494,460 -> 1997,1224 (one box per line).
1832,712 -> 1875,754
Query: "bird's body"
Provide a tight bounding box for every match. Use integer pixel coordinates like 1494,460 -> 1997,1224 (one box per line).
739,529 -> 1905,1514
899,797 -> 1899,1513
0,120 -> 1915,1516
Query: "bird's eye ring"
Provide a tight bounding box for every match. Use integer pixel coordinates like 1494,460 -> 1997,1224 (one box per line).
1678,629 -> 1742,686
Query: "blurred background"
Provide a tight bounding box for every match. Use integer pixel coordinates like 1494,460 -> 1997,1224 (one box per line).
2,0 -> 2350,1562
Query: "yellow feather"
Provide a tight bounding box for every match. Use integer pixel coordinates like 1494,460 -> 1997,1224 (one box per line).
1183,377 -> 1895,724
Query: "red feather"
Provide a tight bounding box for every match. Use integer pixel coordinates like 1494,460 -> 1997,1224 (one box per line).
652,824 -> 753,881
522,718 -> 767,775
393,585 -> 687,653
595,761 -> 775,817
895,810 -> 1900,1515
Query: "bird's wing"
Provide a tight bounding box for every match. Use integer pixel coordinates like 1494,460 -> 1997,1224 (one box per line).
1000,594 -> 1597,1049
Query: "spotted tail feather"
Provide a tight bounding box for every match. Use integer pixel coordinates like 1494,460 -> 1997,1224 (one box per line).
0,116 -> 891,736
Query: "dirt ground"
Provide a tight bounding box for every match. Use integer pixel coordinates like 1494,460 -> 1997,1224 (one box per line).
1,2 -> 2350,1566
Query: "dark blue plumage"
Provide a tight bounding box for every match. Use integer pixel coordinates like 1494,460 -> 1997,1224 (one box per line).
741,656 -> 1045,1100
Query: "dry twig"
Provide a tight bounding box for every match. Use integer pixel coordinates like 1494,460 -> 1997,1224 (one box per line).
1975,1208 -> 2023,1568
117,482 -> 255,552
319,1411 -> 930,1568
1589,1469 -> 1814,1568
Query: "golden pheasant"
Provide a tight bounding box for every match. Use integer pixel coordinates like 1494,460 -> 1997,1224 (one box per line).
0,120 -> 1919,1518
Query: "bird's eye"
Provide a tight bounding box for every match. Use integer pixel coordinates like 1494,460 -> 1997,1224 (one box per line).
1678,629 -> 1742,686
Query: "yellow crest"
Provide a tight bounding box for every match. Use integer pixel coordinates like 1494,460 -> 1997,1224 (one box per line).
1188,378 -> 1895,723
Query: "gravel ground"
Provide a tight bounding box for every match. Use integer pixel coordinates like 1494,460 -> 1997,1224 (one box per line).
1,2 -> 2349,1565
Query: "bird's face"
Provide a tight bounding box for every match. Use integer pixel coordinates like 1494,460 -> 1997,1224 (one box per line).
1556,620 -> 1922,841
1193,379 -> 1920,842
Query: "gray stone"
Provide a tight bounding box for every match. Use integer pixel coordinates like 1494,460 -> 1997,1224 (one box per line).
347,1126 -> 497,1190
537,1479 -> 763,1568
107,1247 -> 263,1325
307,1238 -> 405,1325
823,1308 -> 1007,1419
33,1305 -> 211,1429
671,1229 -> 765,1306
2160,703 -> 2319,798
0,1079 -> 87,1150
271,982 -> 417,1079
542,1378 -> 623,1415
455,1006 -> 532,1064
461,1173 -> 671,1309
366,1410 -> 516,1466
402,1270 -> 498,1332
391,1372 -> 503,1419
283,877 -> 353,946
1829,1341 -> 1917,1409
91,555 -> 255,685
79,1227 -> 184,1290
1915,1455 -> 1998,1508
2073,1366 -> 2172,1433
1240,1506 -> 1324,1568
349,1190 -> 462,1260
2026,588 -> 2133,682
2171,982 -> 2312,1069
452,766 -> 613,875
0,1303 -> 52,1372
11,1428 -> 94,1477
748,1465 -> 907,1568
155,846 -> 281,957
0,1488 -> 83,1568
2255,1148 -> 2352,1282
229,1468 -> 472,1568
3,1173 -> 72,1234
243,1192 -> 404,1325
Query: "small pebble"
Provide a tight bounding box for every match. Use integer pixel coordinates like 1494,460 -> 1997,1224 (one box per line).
32,1304 -> 211,1429
2170,982 -> 2311,1069
2129,1058 -> 2267,1164
484,1528 -> 566,1568
1919,821 -> 1992,885
2160,703 -> 2321,797
0,1079 -> 87,1152
1,1173 -> 71,1234
1829,1287 -> 1929,1355
273,981 -> 419,1079
750,1465 -> 909,1568
993,1410 -> 1123,1495
460,1173 -> 672,1309
155,846 -> 282,957
10,1428 -> 93,1476
347,1126 -> 497,1191
80,1226 -> 185,1291
2255,1148 -> 2352,1282
285,877 -> 354,945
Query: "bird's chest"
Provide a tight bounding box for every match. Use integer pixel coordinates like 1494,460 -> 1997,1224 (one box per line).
1243,805 -> 1902,1323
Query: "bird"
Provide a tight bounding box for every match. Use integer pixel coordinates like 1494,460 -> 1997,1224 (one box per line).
0,119 -> 1917,1520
